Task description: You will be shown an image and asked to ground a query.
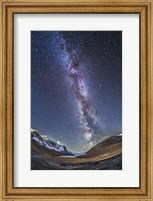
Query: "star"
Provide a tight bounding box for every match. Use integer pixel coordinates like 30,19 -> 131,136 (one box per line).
31,31 -> 122,152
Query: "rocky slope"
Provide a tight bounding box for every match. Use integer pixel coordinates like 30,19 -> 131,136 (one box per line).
31,129 -> 73,157
31,129 -> 122,170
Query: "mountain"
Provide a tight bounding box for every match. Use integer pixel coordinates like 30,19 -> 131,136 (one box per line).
31,129 -> 73,157
86,134 -> 122,158
31,129 -> 122,170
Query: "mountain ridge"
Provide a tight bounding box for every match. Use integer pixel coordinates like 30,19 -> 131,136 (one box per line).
31,129 -> 74,156
31,128 -> 122,170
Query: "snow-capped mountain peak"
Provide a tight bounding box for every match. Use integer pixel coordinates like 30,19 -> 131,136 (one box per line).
31,129 -> 73,155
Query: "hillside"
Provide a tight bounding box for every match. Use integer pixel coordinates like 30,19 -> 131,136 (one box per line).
31,129 -> 122,170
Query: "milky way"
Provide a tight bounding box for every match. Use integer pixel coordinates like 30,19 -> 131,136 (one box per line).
31,31 -> 122,152
54,34 -> 103,148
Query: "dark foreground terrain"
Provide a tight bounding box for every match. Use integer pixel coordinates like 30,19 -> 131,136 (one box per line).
31,153 -> 122,170
31,129 -> 122,170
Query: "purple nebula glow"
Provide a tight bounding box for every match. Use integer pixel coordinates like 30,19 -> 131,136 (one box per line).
56,35 -> 102,149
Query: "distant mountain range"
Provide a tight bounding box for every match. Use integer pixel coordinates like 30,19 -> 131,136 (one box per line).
31,128 -> 122,170
31,128 -> 73,156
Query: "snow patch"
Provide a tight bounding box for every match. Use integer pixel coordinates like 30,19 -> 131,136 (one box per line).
118,133 -> 122,136
31,130 -> 72,154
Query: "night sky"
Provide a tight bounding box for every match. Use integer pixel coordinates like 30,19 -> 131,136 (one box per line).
31,31 -> 122,152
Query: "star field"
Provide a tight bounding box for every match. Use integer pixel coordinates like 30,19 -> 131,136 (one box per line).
31,31 -> 122,152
